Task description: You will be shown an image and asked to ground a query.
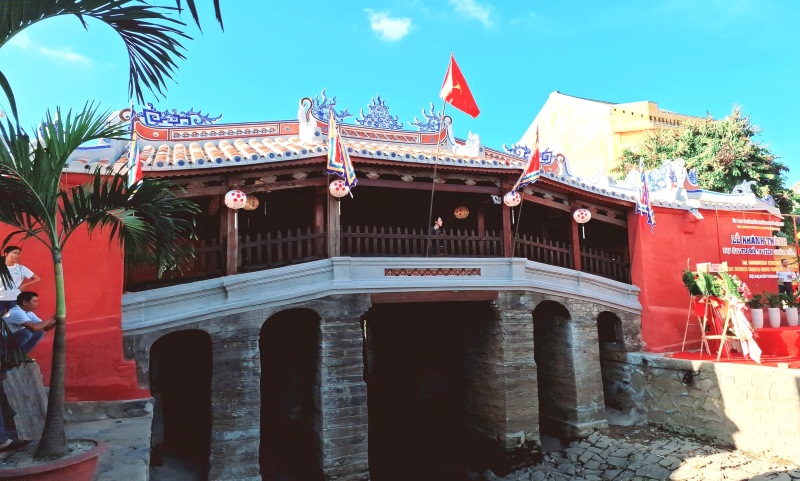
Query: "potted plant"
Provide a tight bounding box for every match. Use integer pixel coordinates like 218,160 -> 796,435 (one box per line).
745,294 -> 766,328
783,293 -> 799,327
0,1 -> 221,478
763,292 -> 783,328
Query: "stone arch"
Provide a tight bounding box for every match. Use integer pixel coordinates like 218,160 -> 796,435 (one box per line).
149,329 -> 212,477
531,299 -> 575,439
259,307 -> 323,481
596,310 -> 633,411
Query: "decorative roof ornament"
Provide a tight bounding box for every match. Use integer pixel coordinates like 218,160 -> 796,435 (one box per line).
311,89 -> 353,122
356,94 -> 403,130
761,194 -> 776,207
138,102 -> 222,126
731,179 -> 757,195
409,103 -> 442,132
453,131 -> 482,157
502,142 -> 531,160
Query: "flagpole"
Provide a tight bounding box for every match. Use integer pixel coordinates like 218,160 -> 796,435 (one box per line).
511,194 -> 526,256
425,99 -> 448,257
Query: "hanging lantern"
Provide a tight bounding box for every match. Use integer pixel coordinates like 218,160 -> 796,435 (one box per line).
503,191 -> 521,207
453,206 -> 470,219
329,179 -> 349,198
573,208 -> 591,224
242,195 -> 260,211
224,189 -> 247,209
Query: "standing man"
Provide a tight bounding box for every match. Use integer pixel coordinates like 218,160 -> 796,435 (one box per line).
4,292 -> 55,356
428,217 -> 444,256
776,258 -> 797,295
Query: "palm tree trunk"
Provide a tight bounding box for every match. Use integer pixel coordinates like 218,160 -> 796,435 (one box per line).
34,252 -> 66,459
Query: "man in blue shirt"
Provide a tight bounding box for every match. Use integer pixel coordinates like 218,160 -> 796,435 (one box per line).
4,292 -> 55,354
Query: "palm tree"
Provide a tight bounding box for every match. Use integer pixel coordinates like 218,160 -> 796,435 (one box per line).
0,0 -> 222,460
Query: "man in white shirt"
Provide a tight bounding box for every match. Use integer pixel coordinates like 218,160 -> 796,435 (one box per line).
776,258 -> 797,295
4,292 -> 55,355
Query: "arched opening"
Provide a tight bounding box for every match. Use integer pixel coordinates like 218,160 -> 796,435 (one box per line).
531,300 -> 574,441
597,311 -> 628,410
259,309 -> 322,481
364,300 -> 496,481
149,329 -> 212,480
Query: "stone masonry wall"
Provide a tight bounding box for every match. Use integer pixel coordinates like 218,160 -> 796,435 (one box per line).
603,351 -> 800,464
125,294 -> 372,481
463,292 -> 539,473
317,295 -> 371,481
529,293 -> 616,438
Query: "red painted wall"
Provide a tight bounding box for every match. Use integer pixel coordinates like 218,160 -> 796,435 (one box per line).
629,205 -> 785,353
1,173 -> 148,401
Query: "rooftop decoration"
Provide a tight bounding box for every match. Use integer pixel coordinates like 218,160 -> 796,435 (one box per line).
409,103 -> 442,132
138,102 -> 222,126
503,142 -> 531,160
311,89 -> 353,122
356,94 -> 403,130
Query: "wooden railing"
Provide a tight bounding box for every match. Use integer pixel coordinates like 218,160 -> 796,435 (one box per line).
580,247 -> 630,283
341,226 -> 502,257
239,228 -> 326,272
126,238 -> 224,291
513,234 -> 573,269
127,225 -> 630,290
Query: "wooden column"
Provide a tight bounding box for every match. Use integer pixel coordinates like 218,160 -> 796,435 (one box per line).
570,198 -> 582,272
221,198 -> 239,276
314,186 -> 326,256
327,192 -> 341,257
501,180 -> 513,258
477,204 -> 486,236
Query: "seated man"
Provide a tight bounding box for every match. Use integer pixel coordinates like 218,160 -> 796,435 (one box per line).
4,292 -> 55,355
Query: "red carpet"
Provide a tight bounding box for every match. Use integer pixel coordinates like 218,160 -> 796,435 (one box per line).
669,326 -> 800,368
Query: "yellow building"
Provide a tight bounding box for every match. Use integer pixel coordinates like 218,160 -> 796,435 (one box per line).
519,91 -> 703,178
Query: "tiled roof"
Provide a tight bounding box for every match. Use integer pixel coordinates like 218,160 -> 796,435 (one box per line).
61,107 -> 774,215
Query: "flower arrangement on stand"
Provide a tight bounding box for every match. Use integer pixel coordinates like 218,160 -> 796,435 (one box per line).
681,269 -> 762,362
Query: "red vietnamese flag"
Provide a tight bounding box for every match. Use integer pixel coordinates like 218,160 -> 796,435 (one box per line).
439,54 -> 480,118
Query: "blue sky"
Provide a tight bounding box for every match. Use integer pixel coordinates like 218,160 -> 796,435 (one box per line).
2,0 -> 799,183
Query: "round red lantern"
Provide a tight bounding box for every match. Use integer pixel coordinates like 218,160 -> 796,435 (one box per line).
242,195 -> 260,211
573,208 -> 591,224
329,179 -> 349,198
224,189 -> 247,209
503,191 -> 521,207
454,206 -> 470,219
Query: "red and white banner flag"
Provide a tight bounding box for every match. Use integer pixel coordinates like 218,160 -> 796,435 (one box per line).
439,54 -> 480,118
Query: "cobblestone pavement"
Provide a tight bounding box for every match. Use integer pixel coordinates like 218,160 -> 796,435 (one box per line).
486,425 -> 800,481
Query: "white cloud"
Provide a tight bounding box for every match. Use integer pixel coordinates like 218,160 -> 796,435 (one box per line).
365,9 -> 413,42
9,31 -> 91,65
449,0 -> 493,28
8,31 -> 34,50
38,46 -> 91,65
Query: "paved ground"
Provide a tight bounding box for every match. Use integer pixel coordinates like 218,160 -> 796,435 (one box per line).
52,409 -> 800,481
65,415 -> 151,481
486,425 -> 800,481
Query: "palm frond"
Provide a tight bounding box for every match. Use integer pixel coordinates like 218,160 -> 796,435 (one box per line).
0,0 -> 212,113
60,169 -> 199,270
0,104 -> 129,248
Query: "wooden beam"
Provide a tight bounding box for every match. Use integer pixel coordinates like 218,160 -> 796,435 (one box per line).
522,192 -> 571,212
223,199 -> 238,276
569,197 -> 582,272
174,177 -> 327,198
501,179 -> 513,258
314,186 -> 326,256
327,190 -> 341,257
358,177 -> 503,194
371,290 -> 499,304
